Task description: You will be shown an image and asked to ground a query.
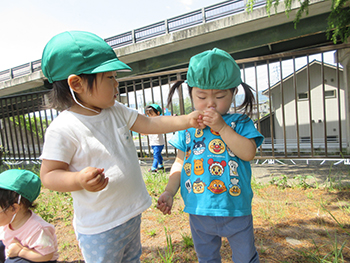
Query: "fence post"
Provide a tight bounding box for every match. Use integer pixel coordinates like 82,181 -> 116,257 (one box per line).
202,8 -> 206,23
132,30 -> 136,44
165,19 -> 169,34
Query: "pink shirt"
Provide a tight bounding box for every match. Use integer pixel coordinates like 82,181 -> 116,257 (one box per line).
0,211 -> 59,261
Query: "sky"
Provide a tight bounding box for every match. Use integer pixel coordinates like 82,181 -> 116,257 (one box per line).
0,0 -> 222,72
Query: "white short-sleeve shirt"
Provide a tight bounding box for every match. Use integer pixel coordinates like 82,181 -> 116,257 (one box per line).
40,102 -> 152,235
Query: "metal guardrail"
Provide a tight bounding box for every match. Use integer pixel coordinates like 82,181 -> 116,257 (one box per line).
0,60 -> 42,82
0,0 -> 265,83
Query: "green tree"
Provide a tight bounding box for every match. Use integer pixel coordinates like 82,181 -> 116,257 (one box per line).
168,97 -> 193,115
10,114 -> 50,140
247,0 -> 350,43
184,97 -> 194,114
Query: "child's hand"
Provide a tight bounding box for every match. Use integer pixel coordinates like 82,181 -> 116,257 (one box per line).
188,110 -> 206,129
203,107 -> 227,133
7,238 -> 23,258
77,167 -> 109,192
157,191 -> 174,215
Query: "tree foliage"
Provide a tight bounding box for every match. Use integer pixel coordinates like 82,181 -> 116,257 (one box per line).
10,114 -> 50,140
247,0 -> 350,43
169,97 -> 193,115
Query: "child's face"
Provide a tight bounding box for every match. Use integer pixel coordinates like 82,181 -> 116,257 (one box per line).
0,206 -> 15,226
146,111 -> 159,117
81,71 -> 119,111
192,87 -> 233,115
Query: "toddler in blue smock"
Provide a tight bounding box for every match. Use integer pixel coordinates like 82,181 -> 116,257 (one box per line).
157,48 -> 264,263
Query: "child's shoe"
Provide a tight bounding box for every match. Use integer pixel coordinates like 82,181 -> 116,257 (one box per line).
148,168 -> 157,173
158,165 -> 165,171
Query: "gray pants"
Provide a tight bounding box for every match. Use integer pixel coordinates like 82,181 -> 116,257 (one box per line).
189,214 -> 260,263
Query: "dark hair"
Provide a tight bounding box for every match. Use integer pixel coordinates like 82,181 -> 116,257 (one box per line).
145,105 -> 159,115
44,74 -> 98,111
0,189 -> 35,211
167,80 -> 255,118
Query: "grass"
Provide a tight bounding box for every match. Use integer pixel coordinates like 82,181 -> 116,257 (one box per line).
1,163 -> 350,262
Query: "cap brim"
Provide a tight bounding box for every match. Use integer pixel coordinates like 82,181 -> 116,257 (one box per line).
87,58 -> 132,74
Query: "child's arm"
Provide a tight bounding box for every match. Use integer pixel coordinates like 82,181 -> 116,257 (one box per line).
203,108 -> 257,161
157,150 -> 184,215
7,238 -> 54,262
40,159 -> 108,192
131,110 -> 205,134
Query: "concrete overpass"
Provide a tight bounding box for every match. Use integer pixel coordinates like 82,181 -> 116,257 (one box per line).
0,0 -> 347,97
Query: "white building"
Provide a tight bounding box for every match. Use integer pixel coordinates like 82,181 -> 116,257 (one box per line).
261,60 -> 348,153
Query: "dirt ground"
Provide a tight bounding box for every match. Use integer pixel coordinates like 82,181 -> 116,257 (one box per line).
250,159 -> 350,185
54,160 -> 350,262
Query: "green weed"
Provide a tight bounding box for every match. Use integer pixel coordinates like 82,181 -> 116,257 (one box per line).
269,174 -> 289,189
148,229 -> 157,237
293,174 -> 317,189
292,233 -> 347,262
144,171 -> 169,196
181,232 -> 194,249
158,227 -> 175,263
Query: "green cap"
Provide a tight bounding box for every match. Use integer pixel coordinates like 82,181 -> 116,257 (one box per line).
147,104 -> 162,115
0,169 -> 41,203
41,31 -> 132,83
186,48 -> 242,90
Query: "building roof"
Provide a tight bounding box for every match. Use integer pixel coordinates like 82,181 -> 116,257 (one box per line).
262,59 -> 343,95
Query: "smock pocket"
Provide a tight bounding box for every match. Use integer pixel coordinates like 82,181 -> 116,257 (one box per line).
117,125 -> 134,147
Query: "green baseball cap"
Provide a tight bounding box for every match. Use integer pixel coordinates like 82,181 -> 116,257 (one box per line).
146,104 -> 162,115
0,169 -> 41,203
186,48 -> 242,90
41,31 -> 132,83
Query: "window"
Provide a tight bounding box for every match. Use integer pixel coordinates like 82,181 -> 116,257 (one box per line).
327,136 -> 338,142
325,90 -> 336,98
298,92 -> 308,100
300,137 -> 310,143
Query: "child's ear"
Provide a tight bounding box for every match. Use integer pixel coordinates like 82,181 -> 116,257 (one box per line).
10,203 -> 20,214
157,112 -> 160,116
68,74 -> 84,93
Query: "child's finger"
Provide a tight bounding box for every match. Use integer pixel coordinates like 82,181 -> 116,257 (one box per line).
157,202 -> 170,214
156,202 -> 166,210
163,207 -> 171,215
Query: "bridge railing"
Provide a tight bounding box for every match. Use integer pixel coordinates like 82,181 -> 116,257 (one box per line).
106,0 -> 265,47
0,0 -> 265,83
0,59 -> 42,82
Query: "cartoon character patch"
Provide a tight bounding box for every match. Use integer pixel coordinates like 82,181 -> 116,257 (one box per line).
229,178 -> 241,196
230,121 -> 236,130
208,179 -> 227,194
186,130 -> 191,144
193,178 -> 206,194
208,159 -> 226,176
195,129 -> 204,138
193,158 -> 204,175
183,163 -> 191,176
228,160 -> 238,176
185,179 -> 192,193
210,128 -> 220,136
193,138 -> 206,155
185,146 -> 191,159
208,139 -> 225,155
227,147 -> 235,157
